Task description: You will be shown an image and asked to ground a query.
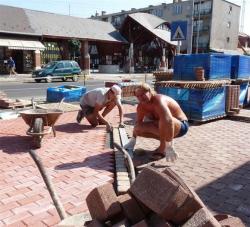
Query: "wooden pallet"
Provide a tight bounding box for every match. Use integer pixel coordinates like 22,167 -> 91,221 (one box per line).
189,114 -> 227,124
155,80 -> 231,89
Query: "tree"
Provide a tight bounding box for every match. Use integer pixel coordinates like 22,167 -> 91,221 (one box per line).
68,39 -> 81,59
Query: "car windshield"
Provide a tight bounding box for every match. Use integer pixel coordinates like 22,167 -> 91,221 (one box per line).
44,62 -> 57,69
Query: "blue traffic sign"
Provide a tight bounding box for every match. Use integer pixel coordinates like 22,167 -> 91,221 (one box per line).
171,21 -> 187,41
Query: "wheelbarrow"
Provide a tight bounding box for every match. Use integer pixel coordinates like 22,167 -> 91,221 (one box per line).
20,108 -> 63,148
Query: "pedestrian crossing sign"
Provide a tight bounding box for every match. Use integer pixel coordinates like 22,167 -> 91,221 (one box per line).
171,21 -> 187,41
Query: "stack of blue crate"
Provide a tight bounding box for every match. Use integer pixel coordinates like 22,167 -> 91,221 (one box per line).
173,53 -> 232,81
47,85 -> 86,103
157,86 -> 226,121
157,53 -> 232,121
231,55 -> 250,107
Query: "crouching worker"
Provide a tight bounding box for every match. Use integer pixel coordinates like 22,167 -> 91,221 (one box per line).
124,83 -> 189,162
76,85 -> 124,132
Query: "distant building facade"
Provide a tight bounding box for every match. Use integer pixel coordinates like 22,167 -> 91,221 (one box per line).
92,0 -> 241,53
0,5 -> 126,74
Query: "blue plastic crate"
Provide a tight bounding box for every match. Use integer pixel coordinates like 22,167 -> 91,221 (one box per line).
47,85 -> 86,102
173,53 -> 231,81
239,82 -> 249,106
231,55 -> 250,79
244,86 -> 250,107
157,86 -> 226,121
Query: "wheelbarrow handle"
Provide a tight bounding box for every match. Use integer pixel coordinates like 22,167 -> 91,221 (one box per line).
29,149 -> 67,220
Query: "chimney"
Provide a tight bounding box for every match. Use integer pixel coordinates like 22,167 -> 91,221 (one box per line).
101,11 -> 106,16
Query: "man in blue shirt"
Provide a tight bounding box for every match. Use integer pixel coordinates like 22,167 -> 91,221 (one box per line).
7,57 -> 17,76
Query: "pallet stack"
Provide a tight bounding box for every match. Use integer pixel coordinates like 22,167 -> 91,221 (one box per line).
0,91 -> 27,109
230,55 -> 250,108
153,70 -> 173,82
105,81 -> 141,97
155,53 -> 250,122
225,85 -> 240,115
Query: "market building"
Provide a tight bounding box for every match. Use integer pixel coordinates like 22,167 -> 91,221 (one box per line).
0,4 -> 177,74
0,4 -> 126,74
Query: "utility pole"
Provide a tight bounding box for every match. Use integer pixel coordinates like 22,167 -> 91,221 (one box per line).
240,0 -> 246,32
195,0 -> 202,54
67,0 -> 71,16
189,0 -> 195,54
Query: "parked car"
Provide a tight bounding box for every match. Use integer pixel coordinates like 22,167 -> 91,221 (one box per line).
32,60 -> 81,83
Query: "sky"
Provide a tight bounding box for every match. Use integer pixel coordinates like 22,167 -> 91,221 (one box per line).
0,0 -> 249,35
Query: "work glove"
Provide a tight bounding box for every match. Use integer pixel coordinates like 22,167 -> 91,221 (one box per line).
123,137 -> 136,151
165,142 -> 179,162
118,122 -> 125,128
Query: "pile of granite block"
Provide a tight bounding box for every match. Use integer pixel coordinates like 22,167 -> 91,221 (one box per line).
85,166 -> 245,227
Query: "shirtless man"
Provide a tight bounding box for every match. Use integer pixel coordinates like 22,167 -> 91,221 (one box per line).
125,83 -> 189,161
77,85 -> 124,132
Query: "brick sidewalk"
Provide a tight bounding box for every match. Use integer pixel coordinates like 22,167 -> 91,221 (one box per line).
1,104 -> 250,226
0,111 -> 115,226
123,106 -> 250,226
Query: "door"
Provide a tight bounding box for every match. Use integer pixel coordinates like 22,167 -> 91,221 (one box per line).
53,62 -> 65,77
64,61 -> 73,75
12,50 -> 23,73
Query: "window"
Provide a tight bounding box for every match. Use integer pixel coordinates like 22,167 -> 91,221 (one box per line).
152,8 -> 163,17
64,62 -> 72,68
227,21 -> 231,28
172,4 -> 182,15
0,47 -> 4,60
112,16 -> 121,27
56,63 -> 64,69
106,55 -> 112,65
228,6 -> 232,14
227,37 -> 230,43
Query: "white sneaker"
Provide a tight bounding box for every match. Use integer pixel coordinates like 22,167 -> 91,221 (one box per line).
123,137 -> 136,151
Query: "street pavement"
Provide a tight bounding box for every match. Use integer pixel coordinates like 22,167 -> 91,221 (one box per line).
0,73 -> 153,83
0,97 -> 250,225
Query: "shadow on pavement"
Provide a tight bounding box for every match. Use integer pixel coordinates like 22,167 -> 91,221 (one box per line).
124,112 -> 136,126
0,135 -> 32,153
55,151 -> 114,171
55,122 -> 95,133
197,161 -> 250,226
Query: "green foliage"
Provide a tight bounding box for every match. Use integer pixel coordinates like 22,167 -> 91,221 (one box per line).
68,39 -> 81,57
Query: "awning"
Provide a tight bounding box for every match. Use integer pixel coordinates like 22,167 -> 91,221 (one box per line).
0,38 -> 45,50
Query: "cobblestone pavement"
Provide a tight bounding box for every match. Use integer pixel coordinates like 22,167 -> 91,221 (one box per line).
123,105 -> 250,226
0,103 -> 250,226
0,112 -> 114,226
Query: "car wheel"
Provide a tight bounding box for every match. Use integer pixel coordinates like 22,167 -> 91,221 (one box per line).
62,77 -> 67,82
46,75 -> 52,83
72,75 -> 78,82
35,79 -> 41,83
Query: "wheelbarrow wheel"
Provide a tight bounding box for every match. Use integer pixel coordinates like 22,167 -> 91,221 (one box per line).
33,118 -> 44,148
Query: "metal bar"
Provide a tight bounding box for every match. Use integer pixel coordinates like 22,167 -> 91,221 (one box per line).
113,143 -> 136,183
29,149 -> 67,220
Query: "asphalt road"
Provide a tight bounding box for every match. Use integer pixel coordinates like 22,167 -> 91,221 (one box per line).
0,79 -> 105,100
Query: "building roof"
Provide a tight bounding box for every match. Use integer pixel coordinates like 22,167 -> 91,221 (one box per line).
239,32 -> 250,38
127,13 -> 177,45
0,5 -> 127,43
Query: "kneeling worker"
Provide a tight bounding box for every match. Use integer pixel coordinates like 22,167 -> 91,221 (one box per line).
124,83 -> 189,162
77,85 -> 124,132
